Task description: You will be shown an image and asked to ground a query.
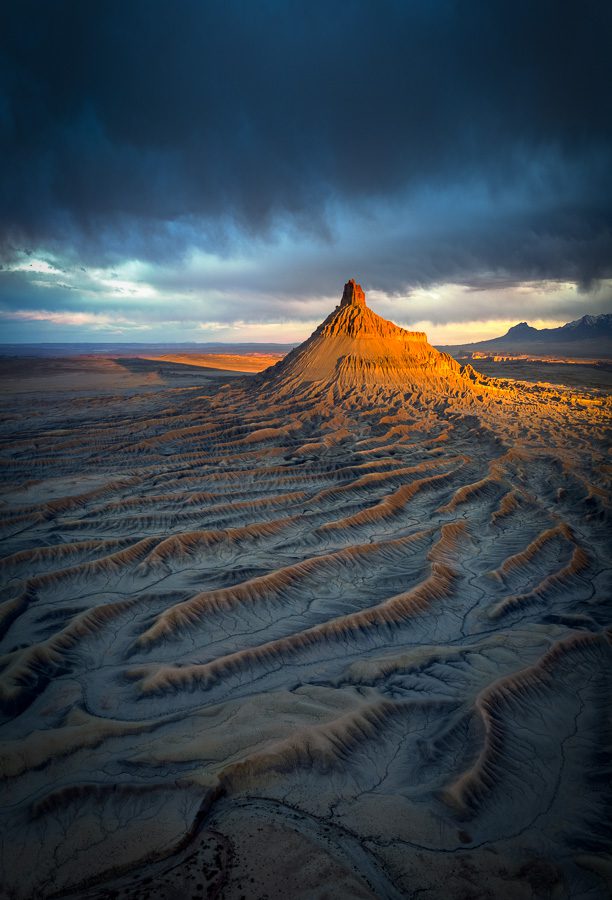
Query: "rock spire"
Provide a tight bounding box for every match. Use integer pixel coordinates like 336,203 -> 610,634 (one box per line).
257,278 -> 478,398
340,278 -> 367,308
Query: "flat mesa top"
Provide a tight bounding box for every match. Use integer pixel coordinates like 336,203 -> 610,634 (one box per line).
341,279 -> 367,308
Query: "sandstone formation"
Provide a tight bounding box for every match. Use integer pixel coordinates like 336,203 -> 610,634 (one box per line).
259,279 -> 470,394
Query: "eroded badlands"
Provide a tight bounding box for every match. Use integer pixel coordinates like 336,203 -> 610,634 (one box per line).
1,283 -> 611,899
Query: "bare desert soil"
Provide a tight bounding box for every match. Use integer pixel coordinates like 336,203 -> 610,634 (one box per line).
453,357 -> 612,391
1,323 -> 611,899
132,351 -> 286,372
0,353 -> 273,396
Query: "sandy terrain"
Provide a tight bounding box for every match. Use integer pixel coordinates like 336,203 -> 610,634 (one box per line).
0,354 -> 263,396
1,282 -> 611,899
134,352 -> 286,372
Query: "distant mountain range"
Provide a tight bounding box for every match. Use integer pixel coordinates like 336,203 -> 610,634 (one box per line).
441,313 -> 612,359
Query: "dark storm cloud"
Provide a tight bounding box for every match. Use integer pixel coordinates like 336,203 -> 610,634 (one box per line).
1,0 -> 611,298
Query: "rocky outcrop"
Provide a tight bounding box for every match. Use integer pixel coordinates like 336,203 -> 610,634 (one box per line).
259,278 -> 474,395
340,278 -> 367,308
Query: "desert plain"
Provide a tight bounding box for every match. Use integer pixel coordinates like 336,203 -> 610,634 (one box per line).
0,281 -> 611,899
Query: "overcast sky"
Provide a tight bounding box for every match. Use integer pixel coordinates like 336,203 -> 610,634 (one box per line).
1,1 -> 611,343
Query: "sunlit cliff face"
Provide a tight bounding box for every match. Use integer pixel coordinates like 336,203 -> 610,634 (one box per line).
254,279 -> 468,392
